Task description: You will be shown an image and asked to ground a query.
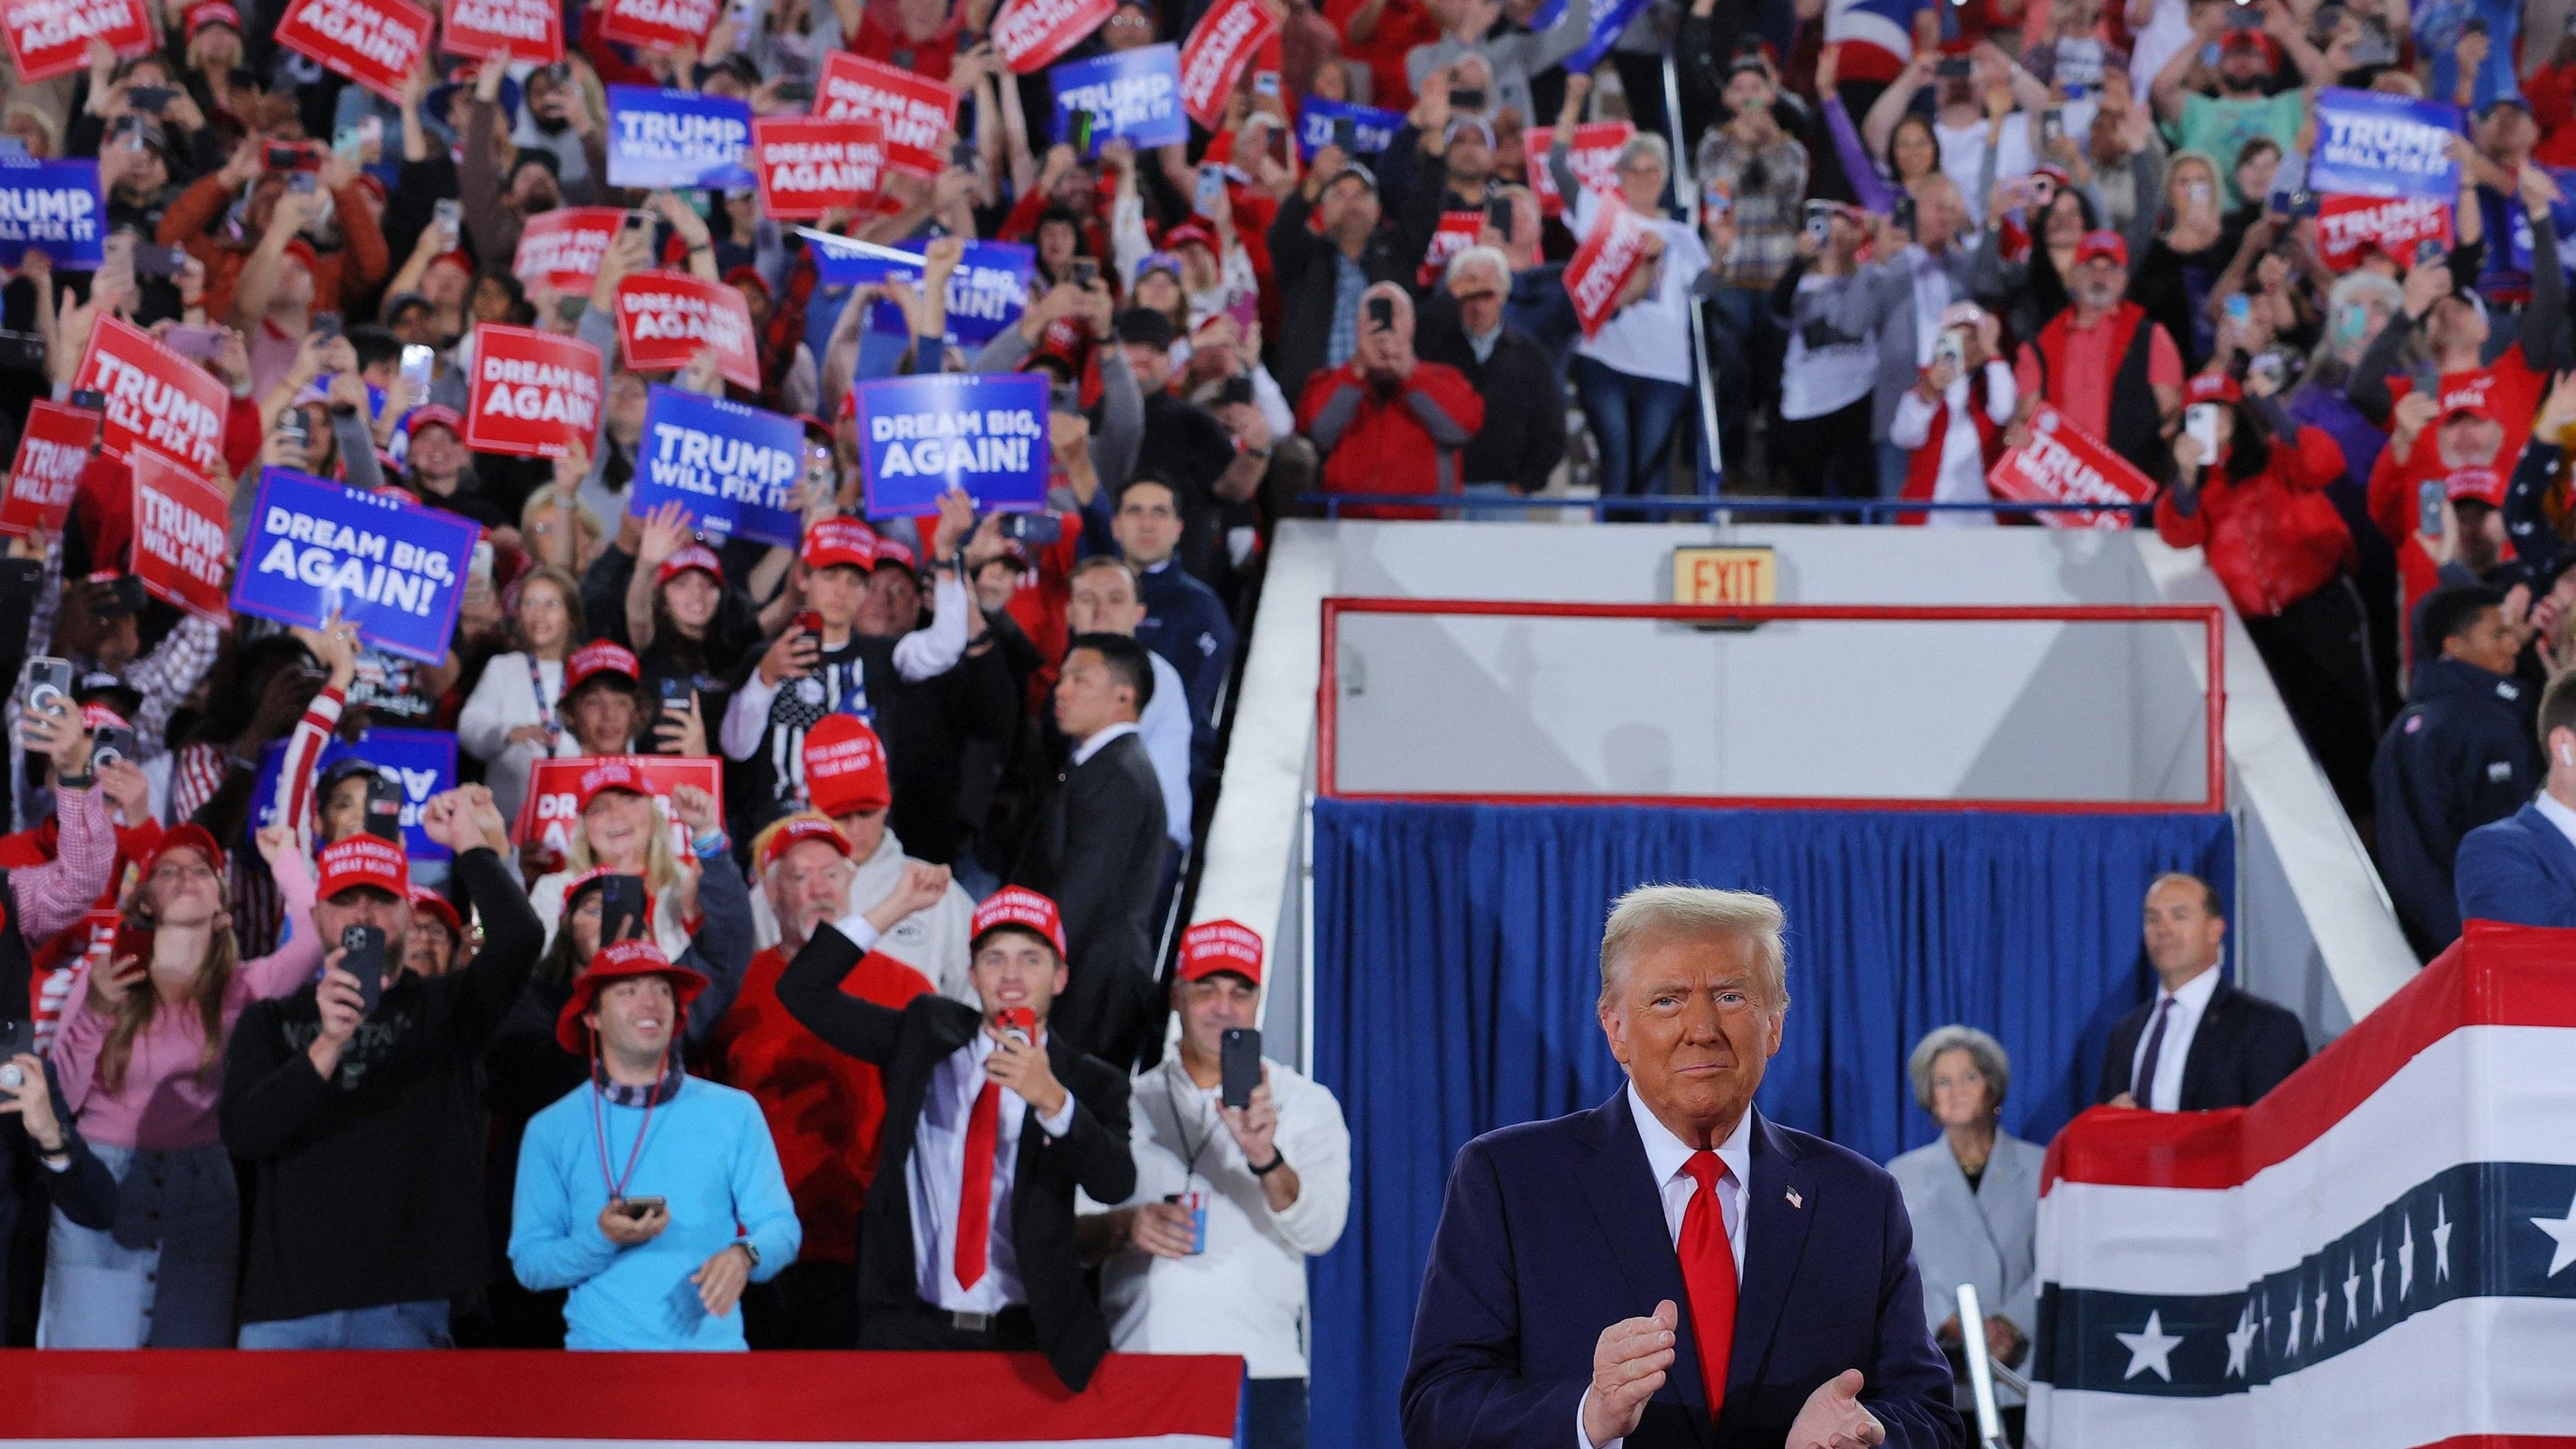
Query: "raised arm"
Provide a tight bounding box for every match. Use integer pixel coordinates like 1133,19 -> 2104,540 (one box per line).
774,862 -> 955,1064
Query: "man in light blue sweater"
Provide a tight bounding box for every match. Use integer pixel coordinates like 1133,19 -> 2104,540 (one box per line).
511,938 -> 801,1350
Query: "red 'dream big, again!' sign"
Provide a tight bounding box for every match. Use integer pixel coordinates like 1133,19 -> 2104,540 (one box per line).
1,0 -> 152,83
753,117 -> 885,220
0,400 -> 97,536
72,315 -> 229,478
992,0 -> 1114,73
613,270 -> 760,390
1176,0 -> 1275,130
1984,403 -> 2153,528
817,52 -> 960,178
442,0 -> 562,62
1564,203 -> 1652,340
273,0 -> 434,102
596,0 -> 718,51
129,448 -> 230,622
464,325 -> 604,460
514,207 -> 627,293
1529,121 -> 1631,218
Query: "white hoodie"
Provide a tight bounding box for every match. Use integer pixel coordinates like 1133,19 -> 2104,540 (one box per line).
749,826 -> 977,1005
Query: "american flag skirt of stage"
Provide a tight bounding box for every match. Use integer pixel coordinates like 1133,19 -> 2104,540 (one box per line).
0,1350 -> 1248,1448
2029,920 -> 2576,1448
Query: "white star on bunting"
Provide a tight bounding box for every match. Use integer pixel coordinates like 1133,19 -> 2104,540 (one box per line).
2371,1239 -> 2386,1315
2343,1257 -> 2362,1328
2533,1191 -> 2576,1278
2399,1213 -> 2416,1300
2313,1278 -> 2328,1347
2435,1196 -> 2455,1283
2116,1311 -> 2184,1382
2225,1302 -> 2255,1379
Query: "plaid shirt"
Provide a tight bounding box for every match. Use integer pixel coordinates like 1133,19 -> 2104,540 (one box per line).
1697,130 -> 1811,291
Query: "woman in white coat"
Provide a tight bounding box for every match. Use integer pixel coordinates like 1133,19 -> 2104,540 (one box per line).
456,567 -> 584,825
1886,1025 -> 2044,1445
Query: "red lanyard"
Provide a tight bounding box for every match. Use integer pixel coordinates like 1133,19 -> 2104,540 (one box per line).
589,1056 -> 664,1203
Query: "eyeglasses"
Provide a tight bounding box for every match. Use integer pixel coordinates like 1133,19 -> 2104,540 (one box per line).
1106,12 -> 1151,26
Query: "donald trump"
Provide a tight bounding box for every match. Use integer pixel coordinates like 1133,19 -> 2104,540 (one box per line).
1401,887 -> 1959,1449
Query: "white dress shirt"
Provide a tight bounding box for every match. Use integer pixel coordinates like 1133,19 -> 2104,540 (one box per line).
2536,790 -> 2576,855
2128,962 -> 2223,1113
1582,1083 -> 1752,1449
834,910 -> 1080,1314
1071,719 -> 1141,768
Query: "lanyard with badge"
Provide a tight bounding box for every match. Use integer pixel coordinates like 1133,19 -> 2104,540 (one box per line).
1158,1060 -> 1215,1255
528,655 -> 561,745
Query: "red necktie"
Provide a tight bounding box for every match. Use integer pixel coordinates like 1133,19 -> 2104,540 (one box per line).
954,1080 -> 1002,1289
1679,1150 -> 1738,1422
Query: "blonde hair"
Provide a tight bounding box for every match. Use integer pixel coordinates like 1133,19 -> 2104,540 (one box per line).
1598,885 -> 1788,1009
569,794 -> 684,903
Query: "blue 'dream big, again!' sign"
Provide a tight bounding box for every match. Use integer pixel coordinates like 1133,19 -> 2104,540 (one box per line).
631,386 -> 806,548
230,467 -> 483,665
252,728 -> 457,861
0,158 -> 101,266
2308,89 -> 2463,201
1050,44 -> 1188,154
791,228 -> 1036,346
607,86 -> 755,190
857,372 -> 1050,517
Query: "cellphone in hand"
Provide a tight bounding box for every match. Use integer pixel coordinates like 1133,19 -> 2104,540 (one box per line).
23,656 -> 71,720
599,875 -> 648,948
1933,327 -> 1967,372
163,324 -> 228,361
2419,477 -> 2447,536
127,85 -> 174,114
1892,194 -> 1917,236
68,388 -> 105,412
1935,55 -> 1972,81
1330,117 -> 1358,153
1068,107 -> 1096,156
341,925 -> 388,1017
90,723 -> 136,770
999,511 -> 1062,545
111,918 -> 154,972
2416,238 -> 2447,267
2223,292 -> 2252,327
1194,163 -> 1225,219
313,311 -> 343,342
400,343 -> 436,394
0,1018 -> 29,1090
997,1006 -> 1036,1045
775,79 -> 815,104
657,675 -> 693,713
617,1195 -> 667,1219
363,771 -> 405,843
1486,196 -> 1514,238
1069,257 -> 1099,288
2184,403 -> 2222,461
1217,374 -> 1256,408
1366,294 -> 1395,328
2039,107 -> 2063,146
1220,1027 -> 1262,1109
1450,85 -> 1486,111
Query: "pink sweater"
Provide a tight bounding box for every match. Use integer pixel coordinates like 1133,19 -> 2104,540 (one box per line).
49,853 -> 322,1150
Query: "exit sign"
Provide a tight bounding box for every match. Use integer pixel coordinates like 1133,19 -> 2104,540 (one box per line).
1671,546 -> 1777,608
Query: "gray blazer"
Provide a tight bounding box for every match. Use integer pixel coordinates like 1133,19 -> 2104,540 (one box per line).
1829,244 -> 1981,442
1886,1131 -> 2045,1406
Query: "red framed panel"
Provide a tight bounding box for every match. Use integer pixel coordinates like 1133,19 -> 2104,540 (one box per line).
1315,598 -> 2229,814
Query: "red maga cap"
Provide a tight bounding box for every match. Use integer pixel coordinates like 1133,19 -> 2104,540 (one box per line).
1178,918 -> 1264,985
574,759 -> 651,811
804,516 -> 876,571
408,883 -> 463,937
2186,373 -> 2242,407
804,715 -> 891,817
972,886 -> 1066,957
657,543 -> 722,587
2444,467 -> 2507,506
317,835 -> 408,900
762,814 -> 852,869
555,938 -> 710,1053
2074,230 -> 2129,269
142,823 -> 227,879
565,640 -> 640,695
405,404 -> 464,438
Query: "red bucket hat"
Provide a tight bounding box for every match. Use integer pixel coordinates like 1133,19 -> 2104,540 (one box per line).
553,938 -> 710,1054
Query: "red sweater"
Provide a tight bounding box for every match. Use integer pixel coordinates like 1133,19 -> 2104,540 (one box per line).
1295,358 -> 1485,520
2155,423 -> 2355,618
703,943 -> 933,1264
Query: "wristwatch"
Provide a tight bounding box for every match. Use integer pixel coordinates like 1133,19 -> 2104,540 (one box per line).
732,1239 -> 760,1269
54,771 -> 93,791
1250,1151 -> 1287,1177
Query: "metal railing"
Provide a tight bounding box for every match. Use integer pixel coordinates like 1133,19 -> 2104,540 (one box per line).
1295,491 -> 2146,522
1663,51 -> 1724,492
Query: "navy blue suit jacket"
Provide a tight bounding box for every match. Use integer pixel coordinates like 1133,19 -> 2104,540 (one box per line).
2455,802 -> 2576,928
1401,1091 -> 1961,1449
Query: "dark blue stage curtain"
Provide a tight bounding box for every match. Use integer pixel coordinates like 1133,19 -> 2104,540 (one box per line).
1306,799 -> 2234,1448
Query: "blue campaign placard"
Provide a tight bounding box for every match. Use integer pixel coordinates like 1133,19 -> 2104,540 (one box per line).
252,728 -> 457,861
1050,44 -> 1188,155
2308,89 -> 2463,201
793,229 -> 1036,345
1294,98 -> 1403,160
0,158 -> 102,267
631,386 -> 805,548
606,86 -> 756,190
230,467 -> 481,665
857,372 -> 1050,516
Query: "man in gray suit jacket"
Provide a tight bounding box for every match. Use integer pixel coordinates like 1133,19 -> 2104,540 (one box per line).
1828,174 -> 1981,500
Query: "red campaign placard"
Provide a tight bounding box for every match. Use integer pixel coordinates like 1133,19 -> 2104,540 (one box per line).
1178,0 -> 1275,130
992,0 -> 1113,73
2315,193 -> 2453,272
514,754 -> 723,868
1,0 -> 153,84
275,0 -> 434,102
1563,203 -> 1652,340
442,0 -> 562,62
598,0 -> 719,49
129,448 -> 230,622
71,315 -> 230,478
753,116 -> 885,220
0,400 -> 97,538
1418,210 -> 1484,288
1528,121 -> 1632,219
818,52 -> 960,178
1984,403 -> 2152,529
613,269 -> 760,390
463,324 -> 604,460
513,206 -> 627,293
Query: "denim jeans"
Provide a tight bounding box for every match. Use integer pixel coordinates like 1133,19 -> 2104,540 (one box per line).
1571,355 -> 1694,520
239,1298 -> 453,1348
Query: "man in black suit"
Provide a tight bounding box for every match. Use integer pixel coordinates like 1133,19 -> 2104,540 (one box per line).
1013,633 -> 1169,1069
2096,873 -> 2310,1112
774,870 -> 1136,1390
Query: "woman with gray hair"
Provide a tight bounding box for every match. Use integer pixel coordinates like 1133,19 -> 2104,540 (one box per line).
1885,1024 -> 2044,1445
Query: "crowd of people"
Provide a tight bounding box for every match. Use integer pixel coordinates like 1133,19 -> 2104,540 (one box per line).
0,0 -> 2567,1441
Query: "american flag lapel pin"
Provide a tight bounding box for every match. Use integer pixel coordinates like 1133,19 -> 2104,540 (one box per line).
1786,1187 -> 1803,1210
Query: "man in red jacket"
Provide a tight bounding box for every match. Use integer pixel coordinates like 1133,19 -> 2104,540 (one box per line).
1295,283 -> 1484,520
